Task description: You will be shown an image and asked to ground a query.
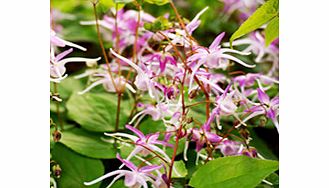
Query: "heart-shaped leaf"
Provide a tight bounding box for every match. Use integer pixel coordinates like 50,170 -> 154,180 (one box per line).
189,156 -> 279,188
60,128 -> 118,159
66,93 -> 131,132
51,143 -> 104,188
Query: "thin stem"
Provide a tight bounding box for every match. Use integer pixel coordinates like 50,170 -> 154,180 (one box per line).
53,82 -> 63,131
168,129 -> 180,182
114,3 -> 122,79
113,3 -> 124,138
169,0 -> 196,45
92,2 -> 118,92
135,143 -> 170,164
158,31 -> 210,119
115,93 -> 122,131
185,100 -> 211,108
168,67 -> 187,183
137,155 -> 157,169
124,1 -> 141,81
133,2 -> 141,64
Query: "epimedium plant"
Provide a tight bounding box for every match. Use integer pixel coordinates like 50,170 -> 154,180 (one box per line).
50,0 -> 279,188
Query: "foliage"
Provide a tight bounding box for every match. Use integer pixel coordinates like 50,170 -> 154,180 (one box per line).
50,0 -> 279,187
230,0 -> 279,46
189,156 -> 279,188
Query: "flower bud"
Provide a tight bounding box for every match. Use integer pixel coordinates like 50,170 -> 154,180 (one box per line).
52,130 -> 62,142
241,147 -> 257,158
239,127 -> 250,140
188,89 -> 198,99
52,164 -> 62,178
161,174 -> 170,188
186,117 -> 193,124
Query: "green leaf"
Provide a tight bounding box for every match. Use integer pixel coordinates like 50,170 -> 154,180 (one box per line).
144,0 -> 169,6
172,160 -> 188,178
99,0 -> 126,13
50,76 -> 85,100
265,16 -> 279,46
60,128 -> 118,159
51,143 -> 104,188
110,180 -> 125,188
189,156 -> 279,188
144,16 -> 173,32
139,117 -> 166,135
230,0 -> 279,44
66,92 -> 131,132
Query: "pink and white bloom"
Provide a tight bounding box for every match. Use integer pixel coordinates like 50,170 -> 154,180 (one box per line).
241,88 -> 279,131
164,7 -> 209,51
106,125 -> 173,165
217,139 -> 243,156
50,47 -> 101,83
50,29 -> 86,51
187,32 -> 254,93
225,31 -> 279,63
190,126 -> 222,152
81,9 -> 154,52
110,48 -> 162,99
84,154 -> 161,188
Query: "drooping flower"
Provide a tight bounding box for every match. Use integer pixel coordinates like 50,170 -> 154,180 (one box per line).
50,47 -> 101,83
241,147 -> 258,158
50,29 -> 86,51
80,9 -> 155,52
224,31 -> 279,63
190,127 -> 222,152
76,63 -> 136,95
240,88 -> 279,131
188,32 -> 254,69
187,32 -> 254,93
164,7 -> 209,51
233,73 -> 279,88
217,139 -> 243,156
84,154 -> 161,188
110,48 -> 162,99
106,125 -> 173,165
144,52 -> 177,73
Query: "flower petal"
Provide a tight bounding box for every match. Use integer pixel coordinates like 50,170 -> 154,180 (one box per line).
209,32 -> 225,50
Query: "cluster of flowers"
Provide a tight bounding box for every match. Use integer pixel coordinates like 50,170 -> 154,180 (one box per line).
51,1 -> 278,187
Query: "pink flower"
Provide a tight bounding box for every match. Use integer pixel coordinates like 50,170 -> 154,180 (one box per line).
106,125 -> 173,166
144,52 -> 177,73
188,32 -> 254,69
241,88 -> 279,131
80,9 -> 155,52
221,0 -> 264,21
187,32 -> 254,93
84,154 -> 161,188
225,31 -> 278,63
50,29 -> 86,51
50,47 -> 101,83
191,127 -> 222,152
217,140 -> 243,156
110,49 -> 161,99
164,7 -> 209,51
